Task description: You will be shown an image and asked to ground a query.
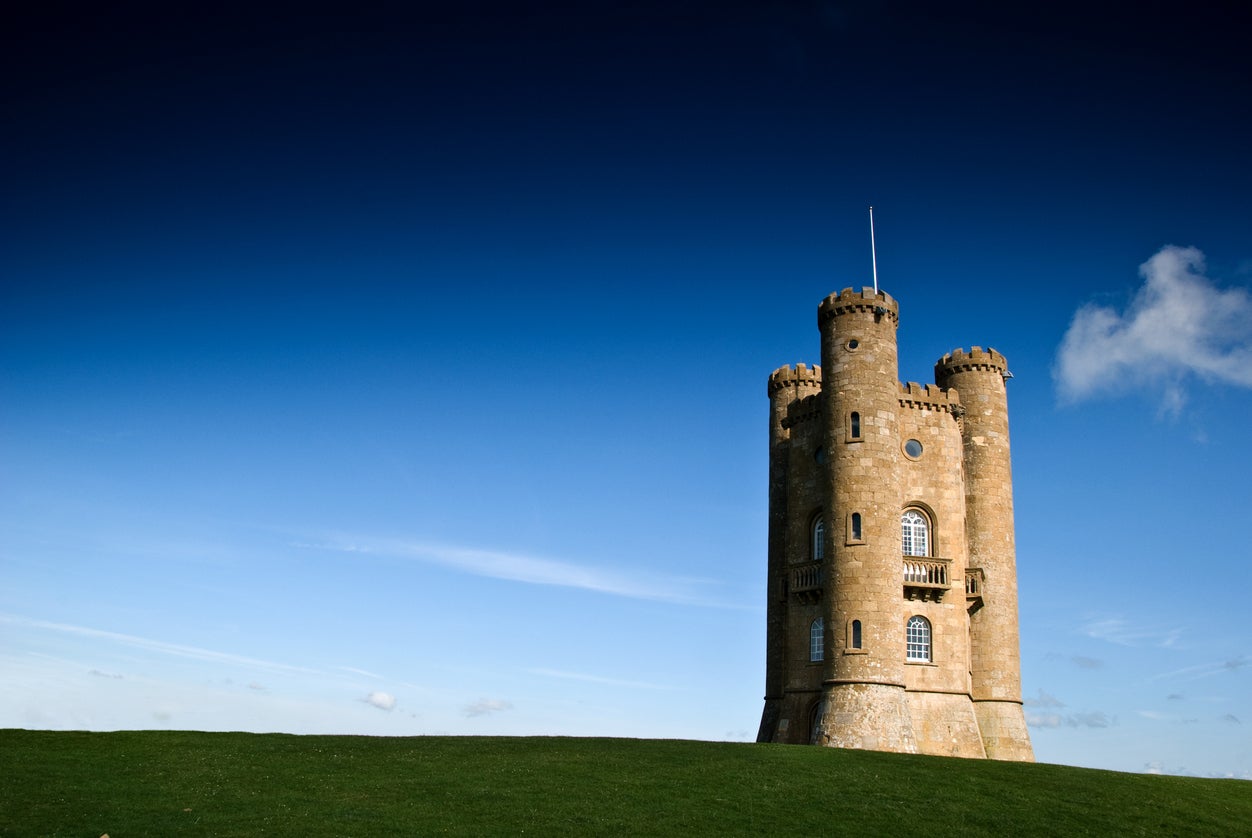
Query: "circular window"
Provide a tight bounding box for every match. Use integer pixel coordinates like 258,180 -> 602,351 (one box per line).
904,439 -> 924,459
846,339 -> 860,351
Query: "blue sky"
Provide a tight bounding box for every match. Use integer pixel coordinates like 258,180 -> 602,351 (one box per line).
2,2 -> 1250,779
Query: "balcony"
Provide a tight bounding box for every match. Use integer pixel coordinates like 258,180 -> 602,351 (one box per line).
790,561 -> 823,604
903,557 -> 951,602
965,567 -> 985,614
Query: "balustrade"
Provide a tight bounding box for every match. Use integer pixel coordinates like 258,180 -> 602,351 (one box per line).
903,556 -> 951,601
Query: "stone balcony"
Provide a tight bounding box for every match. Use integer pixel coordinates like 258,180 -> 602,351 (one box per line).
790,561 -> 823,604
903,556 -> 951,601
965,567 -> 985,613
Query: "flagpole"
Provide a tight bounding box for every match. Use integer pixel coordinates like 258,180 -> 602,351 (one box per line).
869,206 -> 879,294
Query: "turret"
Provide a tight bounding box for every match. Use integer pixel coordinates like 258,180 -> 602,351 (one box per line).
758,364 -> 823,743
934,347 -> 1034,760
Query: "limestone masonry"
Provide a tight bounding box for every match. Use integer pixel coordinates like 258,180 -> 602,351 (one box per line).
757,286 -> 1034,760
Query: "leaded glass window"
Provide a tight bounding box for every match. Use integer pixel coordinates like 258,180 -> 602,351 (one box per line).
810,618 -> 824,662
906,615 -> 931,662
902,509 -> 929,557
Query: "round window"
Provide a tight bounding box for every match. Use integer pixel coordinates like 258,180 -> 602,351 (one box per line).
846,339 -> 860,351
904,439 -> 924,459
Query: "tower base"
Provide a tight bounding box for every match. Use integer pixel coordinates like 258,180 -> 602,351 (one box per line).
973,699 -> 1035,761
905,691 -> 988,758
815,682 -> 917,754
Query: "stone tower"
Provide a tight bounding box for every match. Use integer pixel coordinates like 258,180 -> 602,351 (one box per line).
756,286 -> 1033,760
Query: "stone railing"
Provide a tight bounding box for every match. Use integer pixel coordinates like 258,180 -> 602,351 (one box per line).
790,561 -> 823,604
903,557 -> 951,601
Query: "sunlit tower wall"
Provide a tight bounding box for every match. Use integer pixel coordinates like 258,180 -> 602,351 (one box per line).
934,348 -> 1035,760
813,288 -> 917,753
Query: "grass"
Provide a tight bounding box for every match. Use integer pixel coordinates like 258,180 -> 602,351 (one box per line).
2,730 -> 1249,836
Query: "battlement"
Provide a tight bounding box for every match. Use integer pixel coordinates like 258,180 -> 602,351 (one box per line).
818,287 -> 900,325
768,363 -> 823,398
934,346 -> 1008,378
781,393 -> 822,429
898,381 -> 962,414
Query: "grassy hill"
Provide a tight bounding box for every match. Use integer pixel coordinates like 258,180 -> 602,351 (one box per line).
2,730 -> 1248,836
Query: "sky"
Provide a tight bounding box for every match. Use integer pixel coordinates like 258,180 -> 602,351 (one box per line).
2,1 -> 1250,780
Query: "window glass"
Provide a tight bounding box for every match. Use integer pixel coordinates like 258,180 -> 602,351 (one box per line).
810,618 -> 824,662
902,509 -> 929,556
812,516 -> 825,561
906,616 -> 931,662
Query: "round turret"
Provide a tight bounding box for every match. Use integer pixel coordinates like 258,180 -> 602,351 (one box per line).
934,346 -> 1034,761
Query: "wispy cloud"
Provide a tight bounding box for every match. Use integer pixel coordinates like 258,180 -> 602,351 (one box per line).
1150,655 -> 1247,683
338,666 -> 384,680
1026,710 -> 1113,729
300,536 -> 739,607
463,698 -> 512,717
1023,688 -> 1065,708
1054,245 -> 1252,414
1080,616 -> 1183,649
0,613 -> 320,675
1070,655 -> 1103,670
528,668 -> 677,691
1136,710 -> 1198,723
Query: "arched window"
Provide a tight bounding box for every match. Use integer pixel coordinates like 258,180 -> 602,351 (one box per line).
906,616 -> 931,662
901,509 -> 929,557
810,618 -> 824,662
850,512 -> 862,542
851,619 -> 862,649
812,516 -> 826,561
849,411 -> 862,440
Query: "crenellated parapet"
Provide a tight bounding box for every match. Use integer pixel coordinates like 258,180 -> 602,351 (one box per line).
898,381 -> 963,415
781,393 -> 822,429
818,287 -> 899,326
934,346 -> 1008,379
768,363 -> 823,398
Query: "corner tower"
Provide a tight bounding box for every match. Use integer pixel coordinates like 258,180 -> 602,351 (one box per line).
757,286 -> 1032,762
935,349 -> 1034,760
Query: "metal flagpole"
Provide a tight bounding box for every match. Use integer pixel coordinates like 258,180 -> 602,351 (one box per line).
869,206 -> 879,294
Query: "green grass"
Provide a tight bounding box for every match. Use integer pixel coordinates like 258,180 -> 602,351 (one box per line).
1,730 -> 1248,836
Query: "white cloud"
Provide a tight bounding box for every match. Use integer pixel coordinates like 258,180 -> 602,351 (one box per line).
1054,245 -> 1252,413
463,698 -> 512,717
364,691 -> 396,711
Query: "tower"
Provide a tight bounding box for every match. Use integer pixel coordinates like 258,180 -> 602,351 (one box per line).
756,287 -> 1033,761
